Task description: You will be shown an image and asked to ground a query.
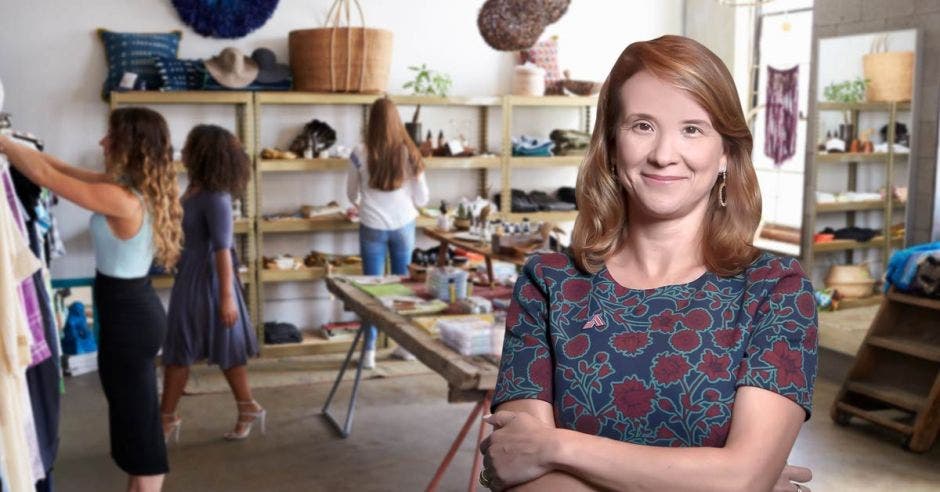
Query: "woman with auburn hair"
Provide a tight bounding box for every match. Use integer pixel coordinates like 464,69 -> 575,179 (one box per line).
347,97 -> 429,368
160,125 -> 263,444
480,36 -> 817,492
0,107 -> 182,491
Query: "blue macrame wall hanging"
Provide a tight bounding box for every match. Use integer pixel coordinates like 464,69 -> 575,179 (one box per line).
172,0 -> 280,39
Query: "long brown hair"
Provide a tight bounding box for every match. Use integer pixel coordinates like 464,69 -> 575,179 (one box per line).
365,97 -> 424,191
105,107 -> 183,270
182,124 -> 251,198
571,35 -> 761,276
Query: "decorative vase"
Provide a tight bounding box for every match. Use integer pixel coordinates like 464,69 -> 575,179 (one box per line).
405,122 -> 422,146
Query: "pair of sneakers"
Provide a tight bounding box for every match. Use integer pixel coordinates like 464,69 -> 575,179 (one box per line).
361,346 -> 416,369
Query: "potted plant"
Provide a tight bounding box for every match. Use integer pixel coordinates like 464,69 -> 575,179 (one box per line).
823,77 -> 868,143
453,203 -> 472,231
402,64 -> 452,145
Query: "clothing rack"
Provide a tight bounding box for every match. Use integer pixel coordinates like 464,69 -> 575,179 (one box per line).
0,128 -> 62,491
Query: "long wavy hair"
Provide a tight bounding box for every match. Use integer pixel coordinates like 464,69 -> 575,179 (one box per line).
365,97 -> 424,191
570,35 -> 761,276
105,107 -> 183,270
182,124 -> 251,199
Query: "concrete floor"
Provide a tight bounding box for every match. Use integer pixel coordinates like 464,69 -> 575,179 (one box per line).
54,350 -> 940,492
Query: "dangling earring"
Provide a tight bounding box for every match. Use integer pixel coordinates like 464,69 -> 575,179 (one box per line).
718,170 -> 728,207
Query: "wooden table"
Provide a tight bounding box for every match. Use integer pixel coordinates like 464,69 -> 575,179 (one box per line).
324,276 -> 505,491
421,227 -> 526,287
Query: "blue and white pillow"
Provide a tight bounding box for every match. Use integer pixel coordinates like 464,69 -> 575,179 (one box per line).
155,57 -> 206,91
98,29 -> 182,98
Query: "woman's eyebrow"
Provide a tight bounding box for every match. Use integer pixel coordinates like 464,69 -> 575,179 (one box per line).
681,119 -> 713,128
624,112 -> 655,120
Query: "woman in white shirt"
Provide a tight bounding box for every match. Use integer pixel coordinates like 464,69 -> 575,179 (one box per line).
347,97 -> 429,368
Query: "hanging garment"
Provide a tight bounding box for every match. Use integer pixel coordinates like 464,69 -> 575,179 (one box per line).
24,219 -> 61,478
764,65 -> 799,165
0,156 -> 45,491
1,167 -> 51,366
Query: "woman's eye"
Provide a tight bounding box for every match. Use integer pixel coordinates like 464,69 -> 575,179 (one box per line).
633,122 -> 653,132
683,126 -> 703,135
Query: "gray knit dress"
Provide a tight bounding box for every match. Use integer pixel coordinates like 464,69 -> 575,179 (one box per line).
164,190 -> 257,369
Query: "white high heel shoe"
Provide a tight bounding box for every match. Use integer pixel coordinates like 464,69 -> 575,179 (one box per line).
162,413 -> 182,444
223,400 -> 266,441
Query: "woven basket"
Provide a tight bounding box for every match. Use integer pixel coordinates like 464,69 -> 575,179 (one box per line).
863,35 -> 913,102
288,0 -> 392,93
825,264 -> 876,298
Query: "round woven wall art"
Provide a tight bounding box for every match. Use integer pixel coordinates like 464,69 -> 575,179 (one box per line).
172,0 -> 280,39
477,0 -> 570,51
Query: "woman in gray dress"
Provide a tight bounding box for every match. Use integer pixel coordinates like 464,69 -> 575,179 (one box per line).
160,125 -> 263,442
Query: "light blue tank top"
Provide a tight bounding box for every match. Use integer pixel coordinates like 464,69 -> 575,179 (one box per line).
89,192 -> 154,278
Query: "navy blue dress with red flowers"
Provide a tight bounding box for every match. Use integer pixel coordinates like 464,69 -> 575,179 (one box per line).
492,252 -> 818,447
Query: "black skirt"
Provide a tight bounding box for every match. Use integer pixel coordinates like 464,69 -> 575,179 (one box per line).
93,272 -> 169,476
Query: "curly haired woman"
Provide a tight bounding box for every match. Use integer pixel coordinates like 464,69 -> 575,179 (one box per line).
2,107 -> 182,492
160,125 -> 263,444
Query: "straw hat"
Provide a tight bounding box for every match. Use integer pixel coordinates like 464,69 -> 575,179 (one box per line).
205,47 -> 259,88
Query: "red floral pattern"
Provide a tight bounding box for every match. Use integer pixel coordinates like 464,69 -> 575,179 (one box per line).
493,252 -> 817,447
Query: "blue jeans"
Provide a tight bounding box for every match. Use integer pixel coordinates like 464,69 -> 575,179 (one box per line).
359,221 -> 416,350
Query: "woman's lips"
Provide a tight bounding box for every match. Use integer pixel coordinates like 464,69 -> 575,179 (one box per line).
642,173 -> 686,183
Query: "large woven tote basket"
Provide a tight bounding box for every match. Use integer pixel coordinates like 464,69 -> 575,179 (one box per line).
289,0 -> 393,93
863,35 -> 914,102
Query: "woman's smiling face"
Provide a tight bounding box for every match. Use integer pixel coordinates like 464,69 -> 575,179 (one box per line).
614,70 -> 728,221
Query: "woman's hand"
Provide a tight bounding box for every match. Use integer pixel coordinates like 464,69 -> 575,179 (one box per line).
219,294 -> 238,328
479,411 -> 557,490
773,464 -> 812,492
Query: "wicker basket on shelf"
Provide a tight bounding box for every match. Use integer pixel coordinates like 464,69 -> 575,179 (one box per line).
288,0 -> 392,93
863,35 -> 913,102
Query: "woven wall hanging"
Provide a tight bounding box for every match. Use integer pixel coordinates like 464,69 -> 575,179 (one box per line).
172,0 -> 280,39
477,0 -> 570,51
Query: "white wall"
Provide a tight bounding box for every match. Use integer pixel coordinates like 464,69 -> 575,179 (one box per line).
0,0 -> 682,330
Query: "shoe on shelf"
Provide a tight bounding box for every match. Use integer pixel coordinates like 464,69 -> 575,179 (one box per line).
162,413 -> 182,445
362,349 -> 376,369
391,346 -> 417,361
223,400 -> 266,441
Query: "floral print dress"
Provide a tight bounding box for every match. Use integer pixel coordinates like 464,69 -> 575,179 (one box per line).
492,252 -> 818,447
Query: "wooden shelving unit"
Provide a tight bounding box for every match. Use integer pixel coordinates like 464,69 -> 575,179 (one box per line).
804,100 -> 911,292
500,95 -> 595,214
252,92 -> 507,355
832,289 -> 940,452
111,91 -> 595,356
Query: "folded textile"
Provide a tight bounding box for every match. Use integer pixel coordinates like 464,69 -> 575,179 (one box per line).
884,242 -> 940,292
821,226 -> 879,243
511,135 -> 553,157
528,190 -> 575,211
494,189 -> 539,213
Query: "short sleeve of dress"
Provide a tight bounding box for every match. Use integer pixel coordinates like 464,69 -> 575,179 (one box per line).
492,255 -> 554,410
206,192 -> 233,252
736,257 -> 818,419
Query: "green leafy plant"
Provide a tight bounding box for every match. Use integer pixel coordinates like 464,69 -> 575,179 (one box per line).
823,77 -> 869,122
403,64 -> 452,125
